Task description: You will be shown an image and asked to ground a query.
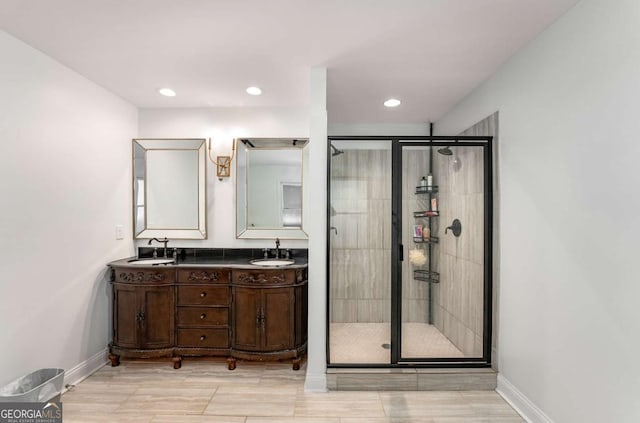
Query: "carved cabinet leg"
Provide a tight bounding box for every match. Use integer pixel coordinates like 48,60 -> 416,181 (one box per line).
172,356 -> 182,369
227,357 -> 237,371
292,357 -> 301,371
108,353 -> 120,367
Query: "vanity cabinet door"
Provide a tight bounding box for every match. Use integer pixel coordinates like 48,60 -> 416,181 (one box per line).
140,286 -> 174,348
295,283 -> 308,346
232,287 -> 261,351
232,286 -> 294,352
112,284 -> 174,349
113,284 -> 138,348
262,288 -> 293,351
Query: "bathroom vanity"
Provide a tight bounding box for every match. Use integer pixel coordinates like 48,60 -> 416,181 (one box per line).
119,137 -> 309,370
108,254 -> 308,370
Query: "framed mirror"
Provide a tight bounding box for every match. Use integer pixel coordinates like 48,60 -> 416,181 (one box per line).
133,138 -> 207,239
236,138 -> 308,239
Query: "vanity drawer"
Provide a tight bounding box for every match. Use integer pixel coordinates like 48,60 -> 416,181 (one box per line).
177,307 -> 228,326
177,328 -> 229,348
177,286 -> 229,305
231,269 -> 296,286
177,269 -> 229,284
113,267 -> 175,284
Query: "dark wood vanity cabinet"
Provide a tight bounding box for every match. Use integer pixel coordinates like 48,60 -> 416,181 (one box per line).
108,264 -> 307,370
113,284 -> 174,348
109,268 -> 175,367
174,268 -> 231,368
230,268 -> 307,370
233,287 -> 293,352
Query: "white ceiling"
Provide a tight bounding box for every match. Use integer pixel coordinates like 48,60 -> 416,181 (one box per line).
0,0 -> 579,123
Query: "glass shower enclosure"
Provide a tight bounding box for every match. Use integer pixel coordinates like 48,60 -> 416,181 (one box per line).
327,136 -> 493,367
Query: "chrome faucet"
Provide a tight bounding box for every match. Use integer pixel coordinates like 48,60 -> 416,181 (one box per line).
275,238 -> 281,259
148,237 -> 169,258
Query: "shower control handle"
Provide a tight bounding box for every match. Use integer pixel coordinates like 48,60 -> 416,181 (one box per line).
445,219 -> 462,237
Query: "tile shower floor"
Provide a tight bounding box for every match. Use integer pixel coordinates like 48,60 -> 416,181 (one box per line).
62,359 -> 524,422
330,323 -> 464,364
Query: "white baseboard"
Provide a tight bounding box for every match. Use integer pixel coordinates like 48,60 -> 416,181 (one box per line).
62,348 -> 109,393
304,372 -> 328,392
496,374 -> 554,423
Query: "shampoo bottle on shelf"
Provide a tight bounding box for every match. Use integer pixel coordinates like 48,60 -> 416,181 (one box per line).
427,172 -> 433,187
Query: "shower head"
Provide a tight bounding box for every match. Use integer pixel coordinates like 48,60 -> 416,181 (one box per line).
437,146 -> 453,156
330,144 -> 344,157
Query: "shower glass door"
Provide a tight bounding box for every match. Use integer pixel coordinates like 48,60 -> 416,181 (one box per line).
396,141 -> 490,363
328,137 -> 492,366
328,139 -> 392,364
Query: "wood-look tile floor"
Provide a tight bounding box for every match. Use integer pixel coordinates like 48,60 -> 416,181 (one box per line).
62,359 -> 524,423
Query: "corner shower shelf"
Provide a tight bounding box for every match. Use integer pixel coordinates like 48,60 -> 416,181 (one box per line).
413,210 -> 439,218
414,269 -> 440,283
413,236 -> 439,244
415,185 -> 439,194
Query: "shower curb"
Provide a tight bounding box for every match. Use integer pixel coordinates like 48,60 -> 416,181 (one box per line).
326,367 -> 497,391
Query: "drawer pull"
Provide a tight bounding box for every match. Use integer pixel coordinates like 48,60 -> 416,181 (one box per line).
200,313 -> 206,319
200,292 -> 207,298
200,335 -> 206,341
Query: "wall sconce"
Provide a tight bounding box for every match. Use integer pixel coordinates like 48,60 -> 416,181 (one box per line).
216,156 -> 231,178
208,138 -> 236,181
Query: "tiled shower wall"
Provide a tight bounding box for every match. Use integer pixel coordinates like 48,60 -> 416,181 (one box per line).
432,113 -> 498,357
330,148 -> 392,323
459,113 -> 500,366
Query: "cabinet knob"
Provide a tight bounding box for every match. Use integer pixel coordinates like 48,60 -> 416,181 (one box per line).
200,313 -> 206,319
200,335 -> 206,341
200,292 -> 207,298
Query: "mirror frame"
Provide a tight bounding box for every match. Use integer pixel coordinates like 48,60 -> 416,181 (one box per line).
133,138 -> 207,239
235,137 -> 308,240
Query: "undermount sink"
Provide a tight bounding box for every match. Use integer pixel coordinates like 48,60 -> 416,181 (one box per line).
128,258 -> 175,265
249,259 -> 295,267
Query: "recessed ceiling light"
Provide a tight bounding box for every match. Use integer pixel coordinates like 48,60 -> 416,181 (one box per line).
158,88 -> 176,97
384,98 -> 401,108
246,86 -> 262,96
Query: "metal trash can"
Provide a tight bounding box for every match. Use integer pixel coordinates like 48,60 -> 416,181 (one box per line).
0,368 -> 65,403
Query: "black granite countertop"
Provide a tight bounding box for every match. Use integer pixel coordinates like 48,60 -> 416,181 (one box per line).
108,247 -> 308,269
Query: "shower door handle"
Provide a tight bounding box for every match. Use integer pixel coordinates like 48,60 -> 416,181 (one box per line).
398,243 -> 404,261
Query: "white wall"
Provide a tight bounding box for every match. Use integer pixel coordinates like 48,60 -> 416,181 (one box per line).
138,107 -> 309,249
437,0 -> 640,421
0,31 -> 136,386
304,67 -> 328,392
329,123 -> 429,136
